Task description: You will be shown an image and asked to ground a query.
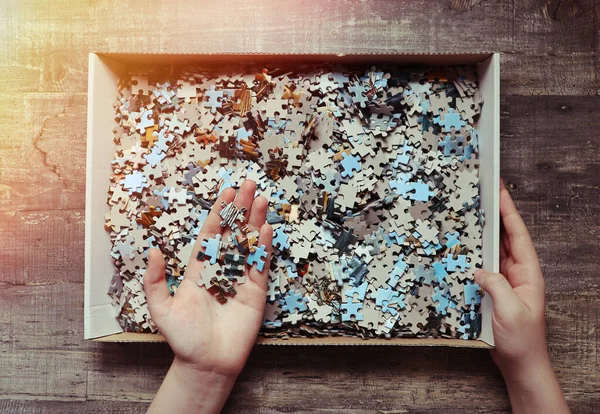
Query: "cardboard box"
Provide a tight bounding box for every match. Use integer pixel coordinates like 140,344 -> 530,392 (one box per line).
85,52 -> 500,347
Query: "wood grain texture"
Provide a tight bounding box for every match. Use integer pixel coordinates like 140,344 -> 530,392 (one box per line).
0,0 -> 598,412
0,284 -> 597,412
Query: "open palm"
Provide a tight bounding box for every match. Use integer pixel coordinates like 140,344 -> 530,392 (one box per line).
143,180 -> 273,377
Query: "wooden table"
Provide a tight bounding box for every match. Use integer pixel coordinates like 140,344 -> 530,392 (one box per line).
0,1 -> 598,412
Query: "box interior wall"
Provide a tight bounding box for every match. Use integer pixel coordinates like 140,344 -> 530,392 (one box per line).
85,52 -> 500,347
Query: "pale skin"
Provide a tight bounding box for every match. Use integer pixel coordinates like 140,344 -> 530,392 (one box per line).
144,179 -> 569,413
474,179 -> 570,414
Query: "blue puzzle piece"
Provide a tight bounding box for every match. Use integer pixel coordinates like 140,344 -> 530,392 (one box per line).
389,177 -> 413,198
345,281 -> 368,302
388,257 -> 408,288
145,147 -> 166,167
432,287 -> 450,315
267,117 -> 287,132
432,261 -> 449,284
392,143 -> 413,167
282,290 -> 308,314
439,134 -> 465,157
340,153 -> 362,178
443,254 -> 471,273
272,226 -> 290,250
340,301 -> 364,322
413,263 -> 436,285
146,235 -> 158,250
381,292 -> 406,316
464,281 -> 482,306
434,108 -> 466,131
193,209 -> 209,228
408,180 -> 434,202
380,300 -> 398,316
203,85 -> 223,113
236,126 -> 253,142
201,234 -> 222,265
247,244 -> 268,272
120,171 -> 148,194
375,287 -> 400,308
462,144 -> 474,161
444,231 -> 460,248
285,260 -> 298,279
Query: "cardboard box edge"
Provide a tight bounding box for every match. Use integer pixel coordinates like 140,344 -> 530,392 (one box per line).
92,332 -> 492,348
85,52 -> 499,348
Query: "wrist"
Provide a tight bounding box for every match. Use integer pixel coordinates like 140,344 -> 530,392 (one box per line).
495,347 -> 552,386
497,352 -> 569,414
171,356 -> 239,398
149,357 -> 238,414
500,353 -> 553,389
172,355 -> 240,383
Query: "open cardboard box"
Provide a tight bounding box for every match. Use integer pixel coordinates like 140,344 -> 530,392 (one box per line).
85,52 -> 500,348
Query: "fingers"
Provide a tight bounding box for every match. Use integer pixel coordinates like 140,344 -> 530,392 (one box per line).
475,270 -> 525,320
499,181 -> 538,266
143,248 -> 171,311
248,195 -> 268,229
248,223 -> 273,289
197,187 -> 236,239
233,180 -> 257,220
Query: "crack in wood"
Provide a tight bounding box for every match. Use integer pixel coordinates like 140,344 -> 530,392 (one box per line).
543,0 -> 579,21
32,96 -> 76,186
0,281 -> 78,287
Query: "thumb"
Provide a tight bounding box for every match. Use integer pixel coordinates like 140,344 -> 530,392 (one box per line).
475,270 -> 524,322
143,248 -> 171,310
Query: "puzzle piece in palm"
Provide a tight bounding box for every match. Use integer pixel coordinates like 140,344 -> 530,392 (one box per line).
247,244 -> 268,271
201,234 -> 222,265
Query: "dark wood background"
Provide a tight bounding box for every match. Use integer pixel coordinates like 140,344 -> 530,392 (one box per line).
0,0 -> 598,412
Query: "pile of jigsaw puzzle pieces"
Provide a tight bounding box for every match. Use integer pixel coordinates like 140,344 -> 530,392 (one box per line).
106,62 -> 484,340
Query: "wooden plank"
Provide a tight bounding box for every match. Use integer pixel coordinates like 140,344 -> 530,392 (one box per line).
501,53 -> 598,96
0,400 -> 148,414
0,0 -> 597,96
0,210 -> 84,284
0,284 -> 597,412
0,93 -> 87,213
500,96 -> 600,293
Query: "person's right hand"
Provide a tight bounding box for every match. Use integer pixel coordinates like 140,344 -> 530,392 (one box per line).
475,179 -> 569,413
